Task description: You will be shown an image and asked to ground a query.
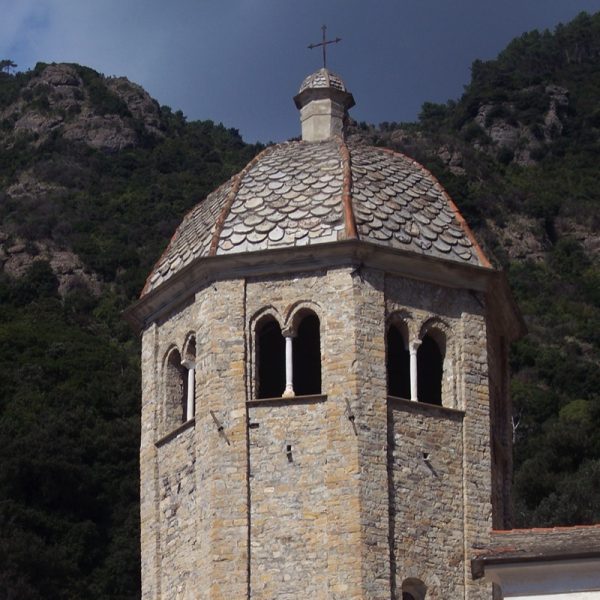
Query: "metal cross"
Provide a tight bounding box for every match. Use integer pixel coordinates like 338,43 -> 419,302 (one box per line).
308,25 -> 341,69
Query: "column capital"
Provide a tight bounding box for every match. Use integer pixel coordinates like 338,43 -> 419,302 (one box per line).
409,340 -> 422,354
281,326 -> 297,338
181,359 -> 196,369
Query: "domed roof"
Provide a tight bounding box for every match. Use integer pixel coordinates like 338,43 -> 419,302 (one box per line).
298,68 -> 347,93
142,139 -> 489,296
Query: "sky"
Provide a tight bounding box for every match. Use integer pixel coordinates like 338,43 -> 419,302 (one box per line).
2,1 -> 600,144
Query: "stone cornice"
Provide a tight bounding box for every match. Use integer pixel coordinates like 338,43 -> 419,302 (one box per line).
124,240 -> 525,341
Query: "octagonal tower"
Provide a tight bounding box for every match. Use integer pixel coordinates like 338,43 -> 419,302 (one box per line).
126,69 -> 524,600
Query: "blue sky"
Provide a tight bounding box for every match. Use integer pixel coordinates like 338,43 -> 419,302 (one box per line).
2,0 -> 600,143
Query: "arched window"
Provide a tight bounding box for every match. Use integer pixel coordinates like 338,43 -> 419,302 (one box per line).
256,316 -> 285,399
387,321 -> 410,399
293,312 -> 321,396
402,578 -> 427,600
181,336 -> 196,421
183,336 -> 196,363
417,333 -> 443,406
165,348 -> 186,431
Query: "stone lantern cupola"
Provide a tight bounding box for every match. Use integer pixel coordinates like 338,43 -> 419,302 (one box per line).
294,68 -> 355,141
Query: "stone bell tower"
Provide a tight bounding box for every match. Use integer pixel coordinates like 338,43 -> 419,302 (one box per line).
126,67 -> 524,600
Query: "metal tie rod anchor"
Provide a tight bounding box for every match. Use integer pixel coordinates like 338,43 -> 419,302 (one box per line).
210,410 -> 231,445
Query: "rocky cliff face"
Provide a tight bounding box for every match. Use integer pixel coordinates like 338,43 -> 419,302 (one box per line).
473,84 -> 569,165
1,63 -> 163,153
0,165 -> 100,295
0,63 -> 169,294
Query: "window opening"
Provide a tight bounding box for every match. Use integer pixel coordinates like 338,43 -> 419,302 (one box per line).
165,348 -> 186,431
182,337 -> 196,421
387,323 -> 410,399
417,334 -> 443,405
292,313 -> 321,396
402,578 -> 427,600
256,317 -> 285,398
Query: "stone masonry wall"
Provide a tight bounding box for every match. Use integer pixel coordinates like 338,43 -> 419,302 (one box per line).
389,400 -> 465,598
140,265 -> 500,600
140,280 -> 250,600
140,296 -> 198,600
385,275 -> 493,599
248,400 -> 328,599
352,268 -> 392,598
245,267 -> 363,600
458,311 -> 494,600
156,427 -> 197,598
140,322 -> 160,600
486,315 -> 512,529
195,279 -> 248,600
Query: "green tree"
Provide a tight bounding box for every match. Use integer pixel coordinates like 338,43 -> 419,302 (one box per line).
0,59 -> 16,75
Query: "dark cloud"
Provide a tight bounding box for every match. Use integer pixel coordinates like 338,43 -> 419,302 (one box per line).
3,0 -> 600,142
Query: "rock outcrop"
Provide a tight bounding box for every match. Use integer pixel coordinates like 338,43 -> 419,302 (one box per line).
0,63 -> 171,292
1,63 -> 163,152
473,85 -> 569,165
0,229 -> 101,296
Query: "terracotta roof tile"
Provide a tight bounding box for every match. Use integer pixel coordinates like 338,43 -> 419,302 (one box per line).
476,526 -> 600,562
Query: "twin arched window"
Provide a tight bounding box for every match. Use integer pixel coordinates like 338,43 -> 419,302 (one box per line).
386,321 -> 446,406
256,311 -> 321,399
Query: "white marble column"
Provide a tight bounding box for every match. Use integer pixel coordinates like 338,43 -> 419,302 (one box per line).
282,330 -> 295,398
181,360 -> 196,420
409,341 -> 421,402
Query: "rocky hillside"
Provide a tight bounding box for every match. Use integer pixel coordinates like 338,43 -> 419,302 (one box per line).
1,63 -> 162,151
0,62 -> 160,296
0,11 -> 599,599
0,62 -> 261,300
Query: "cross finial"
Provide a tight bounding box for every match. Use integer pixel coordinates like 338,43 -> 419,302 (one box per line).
308,25 -> 341,69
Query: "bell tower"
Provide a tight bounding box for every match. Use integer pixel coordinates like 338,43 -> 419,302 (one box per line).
126,68 -> 524,600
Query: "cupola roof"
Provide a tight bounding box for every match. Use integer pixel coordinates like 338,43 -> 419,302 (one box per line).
142,137 -> 490,296
297,68 -> 348,94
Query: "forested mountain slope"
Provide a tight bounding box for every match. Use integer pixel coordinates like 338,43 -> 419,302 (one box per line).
0,11 -> 599,599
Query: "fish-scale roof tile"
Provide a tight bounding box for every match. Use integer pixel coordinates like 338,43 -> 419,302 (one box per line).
142,139 -> 489,296
298,68 -> 348,93
215,141 -> 345,257
347,141 -> 482,265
